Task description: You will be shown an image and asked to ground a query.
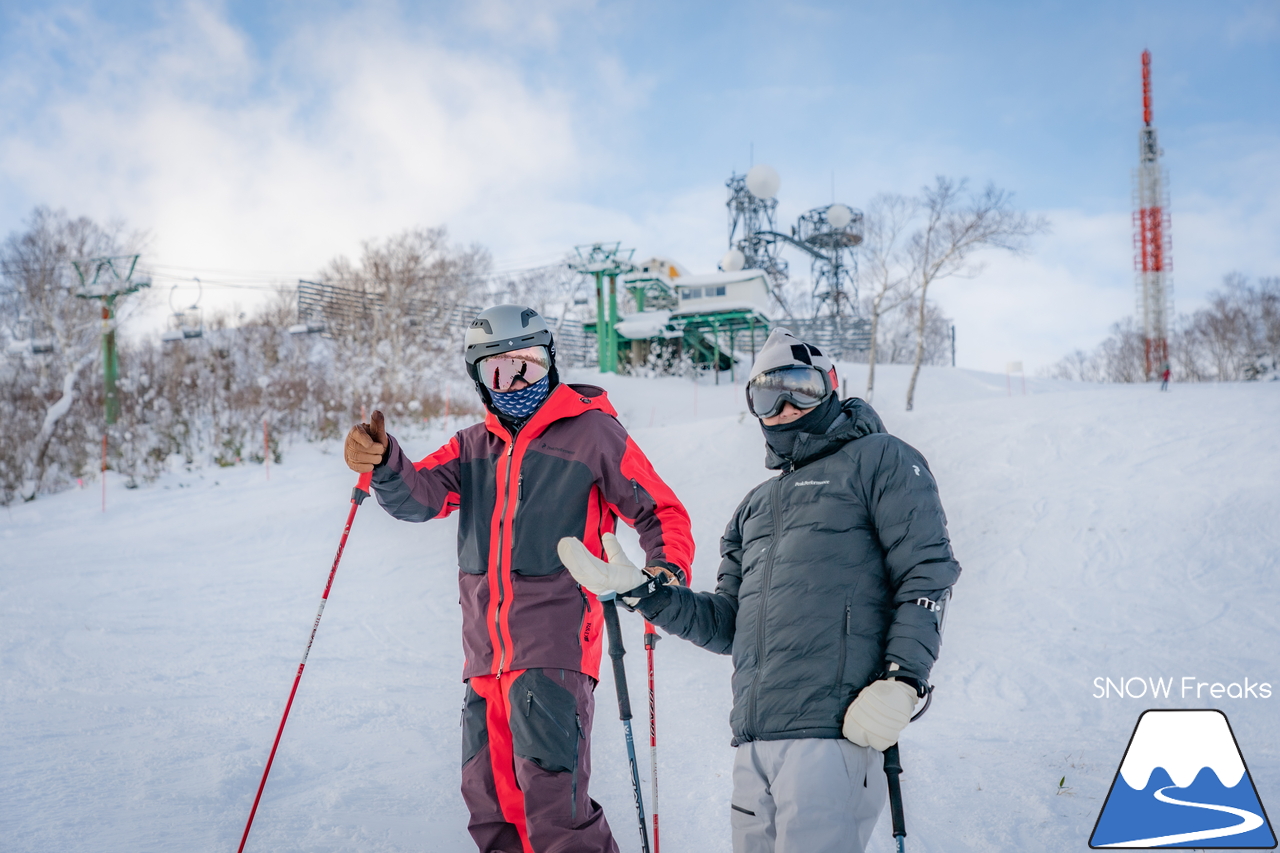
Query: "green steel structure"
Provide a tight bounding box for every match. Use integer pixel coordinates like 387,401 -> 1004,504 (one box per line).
74,255 -> 149,424
578,259 -> 772,382
569,243 -> 636,373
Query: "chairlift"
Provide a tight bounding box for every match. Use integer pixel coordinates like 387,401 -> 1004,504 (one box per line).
288,318 -> 327,335
161,279 -> 205,343
9,320 -> 56,355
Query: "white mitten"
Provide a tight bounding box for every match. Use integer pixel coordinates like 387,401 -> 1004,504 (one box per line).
842,677 -> 919,751
556,533 -> 647,597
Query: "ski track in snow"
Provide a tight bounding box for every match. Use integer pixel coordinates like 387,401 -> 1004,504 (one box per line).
2,364 -> 1279,852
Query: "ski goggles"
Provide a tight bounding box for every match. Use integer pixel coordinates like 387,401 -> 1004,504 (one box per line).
746,365 -> 831,418
478,346 -> 550,392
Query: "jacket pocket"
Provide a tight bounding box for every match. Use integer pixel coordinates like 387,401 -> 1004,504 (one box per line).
571,712 -> 584,820
836,597 -> 851,688
461,683 -> 488,768
509,669 -> 579,774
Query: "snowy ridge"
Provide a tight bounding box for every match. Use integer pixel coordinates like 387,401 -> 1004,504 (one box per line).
1117,710 -> 1245,790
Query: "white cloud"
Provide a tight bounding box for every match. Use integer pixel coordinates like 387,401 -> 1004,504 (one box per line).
933,208 -> 1134,374
0,2 -> 597,323
937,162 -> 1280,375
1,2 -> 1276,366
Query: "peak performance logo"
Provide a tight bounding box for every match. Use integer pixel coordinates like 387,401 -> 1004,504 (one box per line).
1090,710 -> 1275,848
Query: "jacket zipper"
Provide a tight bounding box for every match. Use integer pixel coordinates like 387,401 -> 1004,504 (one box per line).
572,712 -> 583,820
747,474 -> 785,738
494,439 -> 516,676
526,691 -> 571,736
837,599 -> 851,685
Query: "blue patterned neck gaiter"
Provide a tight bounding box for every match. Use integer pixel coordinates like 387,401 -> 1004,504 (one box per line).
490,375 -> 551,420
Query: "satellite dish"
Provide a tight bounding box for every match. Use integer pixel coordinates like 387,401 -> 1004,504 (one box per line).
745,164 -> 780,200
720,248 -> 745,272
827,203 -> 853,229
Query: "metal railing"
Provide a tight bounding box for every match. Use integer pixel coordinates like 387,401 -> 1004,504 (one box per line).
774,316 -> 872,360
296,281 -> 598,366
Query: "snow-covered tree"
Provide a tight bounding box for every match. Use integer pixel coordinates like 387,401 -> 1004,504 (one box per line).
318,227 -> 491,400
0,208 -> 144,501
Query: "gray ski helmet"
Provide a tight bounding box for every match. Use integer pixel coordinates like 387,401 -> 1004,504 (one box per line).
748,327 -> 837,386
464,304 -> 555,383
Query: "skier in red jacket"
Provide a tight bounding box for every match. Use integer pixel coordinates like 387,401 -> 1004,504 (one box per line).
344,304 -> 693,853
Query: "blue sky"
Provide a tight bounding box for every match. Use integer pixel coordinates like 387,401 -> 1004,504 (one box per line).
2,0 -> 1277,371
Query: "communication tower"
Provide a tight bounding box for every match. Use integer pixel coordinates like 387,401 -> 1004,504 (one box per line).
726,165 -> 789,291
1133,50 -> 1173,379
723,165 -> 870,355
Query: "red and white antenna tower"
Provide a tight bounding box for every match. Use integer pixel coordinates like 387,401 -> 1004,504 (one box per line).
1133,49 -> 1173,380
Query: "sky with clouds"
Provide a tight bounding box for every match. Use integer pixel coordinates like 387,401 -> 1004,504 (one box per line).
1,0 -> 1277,372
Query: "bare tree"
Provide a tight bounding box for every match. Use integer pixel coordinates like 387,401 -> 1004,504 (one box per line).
902,178 -> 1047,411
1095,317 -> 1147,382
319,227 -> 491,396
859,193 -> 919,402
253,283 -> 299,329
0,208 -> 143,500
492,261 -> 583,323
1042,348 -> 1102,383
1176,272 -> 1280,381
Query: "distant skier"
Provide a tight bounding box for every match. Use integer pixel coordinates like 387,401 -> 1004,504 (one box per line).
343,304 -> 693,853
1160,362 -> 1171,391
559,328 -> 961,853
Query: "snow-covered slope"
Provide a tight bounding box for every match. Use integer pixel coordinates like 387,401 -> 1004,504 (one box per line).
2,364 -> 1277,852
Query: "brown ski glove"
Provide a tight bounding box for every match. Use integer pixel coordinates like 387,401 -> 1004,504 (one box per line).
343,410 -> 388,473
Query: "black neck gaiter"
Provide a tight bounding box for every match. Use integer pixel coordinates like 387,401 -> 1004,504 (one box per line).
759,393 -> 841,461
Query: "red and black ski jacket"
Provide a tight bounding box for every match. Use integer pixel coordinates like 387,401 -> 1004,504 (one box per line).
370,383 -> 694,681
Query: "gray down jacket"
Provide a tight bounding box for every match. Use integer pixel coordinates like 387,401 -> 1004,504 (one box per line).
634,397 -> 961,744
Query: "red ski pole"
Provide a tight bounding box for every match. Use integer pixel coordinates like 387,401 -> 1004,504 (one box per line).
236,470 -> 373,853
644,620 -> 660,853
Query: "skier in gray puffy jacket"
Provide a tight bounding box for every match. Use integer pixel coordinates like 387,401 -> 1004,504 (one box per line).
558,328 -> 961,853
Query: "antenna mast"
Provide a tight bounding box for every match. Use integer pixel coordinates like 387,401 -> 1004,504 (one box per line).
1133,50 -> 1173,380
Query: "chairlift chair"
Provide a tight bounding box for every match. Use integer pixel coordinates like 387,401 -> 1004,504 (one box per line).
11,320 -> 56,354
287,318 -> 327,335
161,279 -> 205,343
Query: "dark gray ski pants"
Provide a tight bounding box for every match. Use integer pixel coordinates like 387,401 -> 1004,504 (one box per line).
730,738 -> 887,853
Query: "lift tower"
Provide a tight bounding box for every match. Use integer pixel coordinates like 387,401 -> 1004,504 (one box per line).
1133,49 -> 1173,380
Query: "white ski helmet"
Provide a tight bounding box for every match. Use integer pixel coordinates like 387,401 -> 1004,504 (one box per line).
748,327 -> 838,388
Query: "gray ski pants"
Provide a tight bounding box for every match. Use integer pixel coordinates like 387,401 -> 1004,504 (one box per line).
730,738 -> 887,853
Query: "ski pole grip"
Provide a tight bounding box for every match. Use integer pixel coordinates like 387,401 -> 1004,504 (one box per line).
353,470 -> 373,504
601,595 -> 632,721
883,743 -> 906,840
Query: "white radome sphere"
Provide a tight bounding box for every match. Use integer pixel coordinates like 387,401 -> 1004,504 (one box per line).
827,203 -> 853,229
745,164 -> 781,200
720,248 -> 746,272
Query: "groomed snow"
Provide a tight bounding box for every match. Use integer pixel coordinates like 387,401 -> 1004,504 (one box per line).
2,363 -> 1277,852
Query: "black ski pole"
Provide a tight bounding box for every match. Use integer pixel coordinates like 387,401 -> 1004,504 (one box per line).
881,697 -> 932,853
600,592 -> 652,853
883,743 -> 906,853
880,591 -> 948,853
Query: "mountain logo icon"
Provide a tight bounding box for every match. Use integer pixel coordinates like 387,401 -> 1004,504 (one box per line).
1090,709 -> 1276,848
